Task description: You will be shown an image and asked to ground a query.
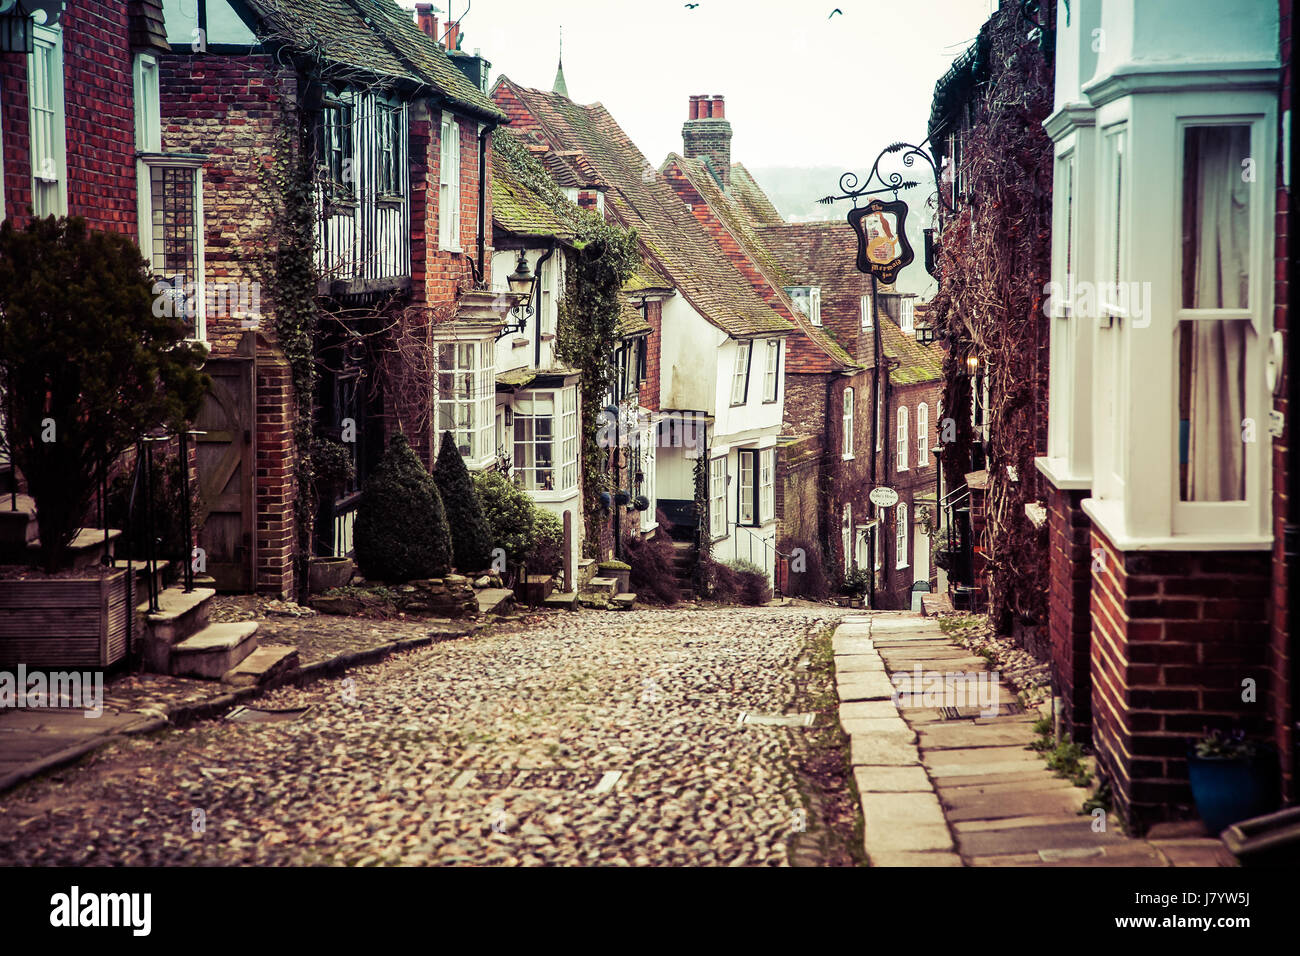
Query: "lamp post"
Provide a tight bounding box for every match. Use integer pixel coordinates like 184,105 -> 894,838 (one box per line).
495,250 -> 536,341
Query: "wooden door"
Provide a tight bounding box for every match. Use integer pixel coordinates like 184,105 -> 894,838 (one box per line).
195,338 -> 256,591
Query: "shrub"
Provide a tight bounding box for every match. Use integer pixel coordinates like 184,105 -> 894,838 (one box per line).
704,556 -> 739,603
433,430 -> 494,573
353,434 -> 451,581
622,527 -> 679,605
472,469 -> 536,562
781,537 -> 831,599
843,566 -> 872,597
0,217 -> 207,571
525,507 -> 564,577
727,559 -> 772,606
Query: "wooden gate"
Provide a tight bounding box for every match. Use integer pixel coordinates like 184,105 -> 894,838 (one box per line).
195,336 -> 256,591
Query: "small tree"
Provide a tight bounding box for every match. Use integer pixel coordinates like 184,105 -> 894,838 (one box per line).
0,217 -> 207,572
353,433 -> 452,581
472,469 -> 535,562
433,430 -> 493,573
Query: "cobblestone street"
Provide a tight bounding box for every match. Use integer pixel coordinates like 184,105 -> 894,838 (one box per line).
0,607 -> 854,866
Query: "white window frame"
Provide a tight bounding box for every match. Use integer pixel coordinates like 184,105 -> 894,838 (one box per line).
134,53 -> 161,153
730,340 -> 752,406
759,447 -> 774,524
809,286 -> 821,326
435,337 -> 495,467
896,404 -> 909,472
854,524 -> 871,571
28,24 -> 67,218
763,339 -> 779,402
709,455 -> 728,539
639,423 -> 657,532
841,503 -> 852,570
917,402 -> 929,467
439,111 -> 461,251
139,156 -> 206,343
737,449 -> 757,526
842,387 -> 854,459
860,293 -> 873,330
899,297 -> 915,334
896,502 -> 909,569
873,523 -> 882,571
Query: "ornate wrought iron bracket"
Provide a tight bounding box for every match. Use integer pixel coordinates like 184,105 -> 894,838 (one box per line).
817,141 -> 952,214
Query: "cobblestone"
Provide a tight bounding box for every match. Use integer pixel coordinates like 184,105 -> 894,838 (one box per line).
0,606 -> 848,866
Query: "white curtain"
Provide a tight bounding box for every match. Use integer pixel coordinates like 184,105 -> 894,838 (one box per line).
1185,126 -> 1249,502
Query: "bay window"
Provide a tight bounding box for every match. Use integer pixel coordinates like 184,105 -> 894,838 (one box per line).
511,386 -> 578,493
436,339 -> 494,465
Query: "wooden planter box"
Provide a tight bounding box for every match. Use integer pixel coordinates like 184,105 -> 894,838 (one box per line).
0,568 -> 132,668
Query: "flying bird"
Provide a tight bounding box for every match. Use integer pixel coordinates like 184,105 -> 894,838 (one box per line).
829,8 -> 843,17
685,3 -> 699,8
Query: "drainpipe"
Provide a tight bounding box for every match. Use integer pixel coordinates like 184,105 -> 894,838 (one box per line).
867,274 -> 880,610
477,122 -> 492,281
533,242 -> 557,368
1285,56 -> 1299,803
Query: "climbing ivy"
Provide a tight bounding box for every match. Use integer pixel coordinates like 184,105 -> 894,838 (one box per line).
261,102 -> 321,597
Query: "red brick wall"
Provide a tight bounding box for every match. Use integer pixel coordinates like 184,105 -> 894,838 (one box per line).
1269,0 -> 1293,802
1,0 -> 137,233
643,299 -> 662,412
1047,485 -> 1092,743
1090,529 -> 1273,832
254,336 -> 296,597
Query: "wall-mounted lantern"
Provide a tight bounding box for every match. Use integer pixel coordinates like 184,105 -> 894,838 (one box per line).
0,0 -> 32,53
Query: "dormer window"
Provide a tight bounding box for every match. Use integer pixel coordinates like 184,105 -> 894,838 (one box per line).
786,286 -> 821,326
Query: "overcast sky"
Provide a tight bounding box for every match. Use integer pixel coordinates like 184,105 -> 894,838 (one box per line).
398,0 -> 996,170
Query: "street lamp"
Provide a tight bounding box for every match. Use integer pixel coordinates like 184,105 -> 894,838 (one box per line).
915,323 -> 939,345
495,251 -> 536,341
0,1 -> 32,53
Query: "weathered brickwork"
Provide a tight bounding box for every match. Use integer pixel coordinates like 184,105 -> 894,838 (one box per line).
254,337 -> 296,597
0,0 -> 138,232
1047,485 -> 1092,743
1089,530 -> 1273,832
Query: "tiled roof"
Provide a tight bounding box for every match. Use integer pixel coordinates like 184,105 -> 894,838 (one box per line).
493,79 -> 791,338
728,164 -> 785,227
624,258 -> 674,294
242,0 -> 505,121
617,299 -> 654,336
879,318 -> 943,385
667,155 -> 852,375
491,146 -> 577,242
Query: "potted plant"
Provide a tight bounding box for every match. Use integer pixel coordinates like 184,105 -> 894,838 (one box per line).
1186,729 -> 1280,835
842,567 -> 871,608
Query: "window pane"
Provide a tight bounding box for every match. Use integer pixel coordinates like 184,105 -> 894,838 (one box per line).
1182,125 -> 1251,310
1177,319 -> 1247,501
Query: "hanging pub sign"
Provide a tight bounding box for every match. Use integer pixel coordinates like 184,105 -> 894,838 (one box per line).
848,197 -> 914,284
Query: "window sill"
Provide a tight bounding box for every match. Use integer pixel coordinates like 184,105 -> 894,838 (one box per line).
842,454 -> 855,462
525,488 -> 580,504
511,337 -> 528,348
1081,497 -> 1272,552
1034,455 -> 1091,491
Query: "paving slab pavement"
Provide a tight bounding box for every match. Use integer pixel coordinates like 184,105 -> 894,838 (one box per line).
830,611 -> 1233,868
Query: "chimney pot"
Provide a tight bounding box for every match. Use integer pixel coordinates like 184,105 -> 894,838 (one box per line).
689,95 -> 700,120
415,3 -> 438,41
711,96 -> 725,119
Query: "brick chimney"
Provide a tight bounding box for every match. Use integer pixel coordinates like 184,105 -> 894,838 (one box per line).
682,94 -> 732,189
445,19 -> 462,51
414,3 -> 439,45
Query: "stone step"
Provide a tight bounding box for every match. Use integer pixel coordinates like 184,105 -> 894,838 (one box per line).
28,528 -> 121,569
476,587 -> 516,616
611,592 -> 636,611
141,586 -> 215,647
542,591 -> 579,611
577,590 -> 612,609
586,576 -> 618,596
171,622 -> 259,679
222,645 -> 299,688
522,574 -> 554,605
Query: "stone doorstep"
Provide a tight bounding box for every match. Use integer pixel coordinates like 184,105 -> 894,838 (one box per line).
475,588 -> 515,616
610,593 -> 636,610
142,586 -> 216,623
586,576 -> 618,595
854,765 -> 934,793
851,733 -> 921,767
541,592 -> 578,611
222,645 -> 299,688
170,622 -> 259,680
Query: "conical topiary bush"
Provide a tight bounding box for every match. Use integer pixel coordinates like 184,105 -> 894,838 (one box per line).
353,433 -> 452,581
433,430 -> 494,573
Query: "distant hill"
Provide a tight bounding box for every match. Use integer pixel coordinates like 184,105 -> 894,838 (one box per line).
748,165 -> 938,299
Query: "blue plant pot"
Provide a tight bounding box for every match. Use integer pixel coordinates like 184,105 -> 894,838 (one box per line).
1186,750 -> 1279,835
